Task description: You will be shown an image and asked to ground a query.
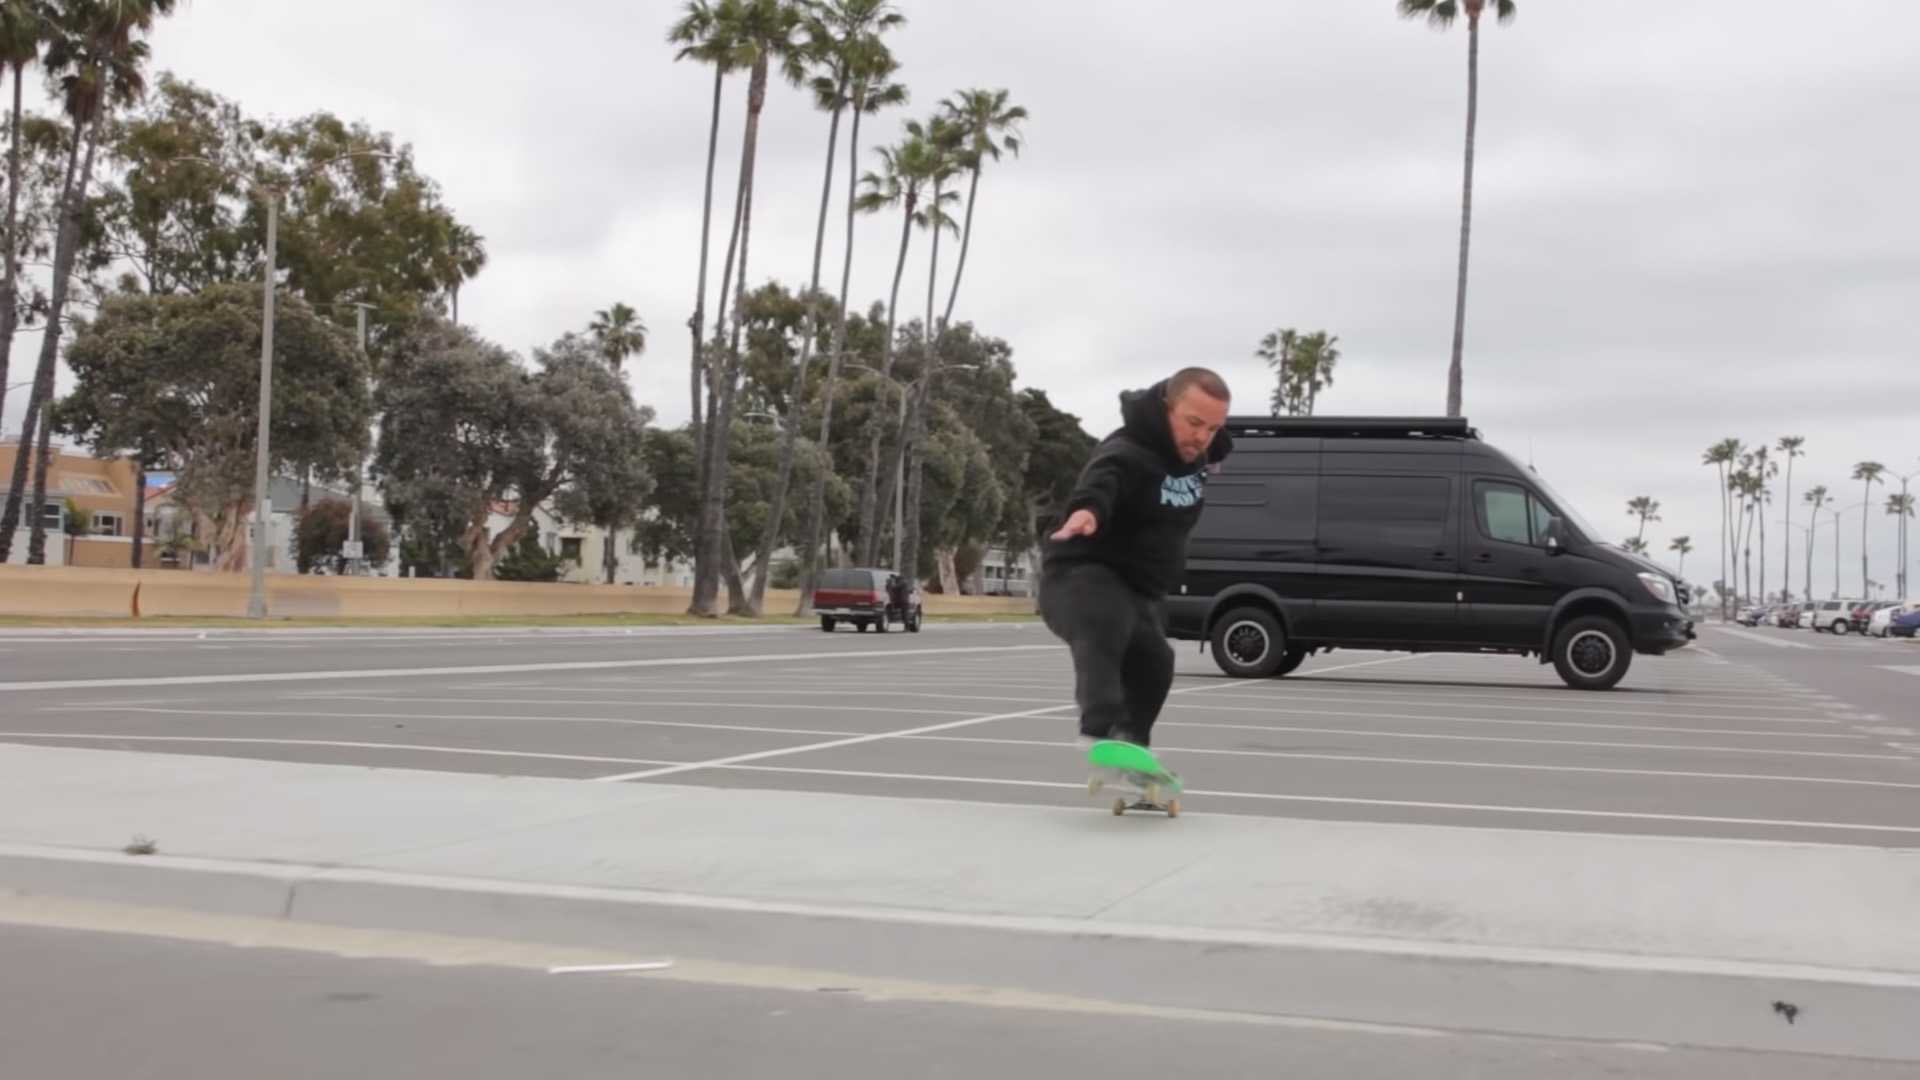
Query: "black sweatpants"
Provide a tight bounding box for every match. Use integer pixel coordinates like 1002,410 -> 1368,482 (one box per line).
1039,562 -> 1175,747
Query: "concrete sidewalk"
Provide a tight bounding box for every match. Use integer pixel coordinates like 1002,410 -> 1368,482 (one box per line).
7,742 -> 1920,1059
6,742 -> 1918,982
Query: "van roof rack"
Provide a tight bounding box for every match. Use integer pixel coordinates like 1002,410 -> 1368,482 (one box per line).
1226,416 -> 1479,440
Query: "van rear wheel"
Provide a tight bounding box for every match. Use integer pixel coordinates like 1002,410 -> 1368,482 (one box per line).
1209,608 -> 1287,678
1551,616 -> 1632,691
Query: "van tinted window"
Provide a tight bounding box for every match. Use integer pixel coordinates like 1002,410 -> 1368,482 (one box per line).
1198,476 -> 1317,542
820,569 -> 873,590
1319,476 -> 1452,550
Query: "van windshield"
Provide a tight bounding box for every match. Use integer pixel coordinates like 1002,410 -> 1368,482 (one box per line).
1495,451 -> 1607,546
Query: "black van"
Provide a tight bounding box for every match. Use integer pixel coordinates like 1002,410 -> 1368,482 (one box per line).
1168,417 -> 1694,690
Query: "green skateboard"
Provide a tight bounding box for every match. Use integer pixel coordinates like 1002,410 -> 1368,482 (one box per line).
1086,740 -> 1182,817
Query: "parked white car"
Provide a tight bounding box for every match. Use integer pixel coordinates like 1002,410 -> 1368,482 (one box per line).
1871,601 -> 1920,638
1810,599 -> 1855,634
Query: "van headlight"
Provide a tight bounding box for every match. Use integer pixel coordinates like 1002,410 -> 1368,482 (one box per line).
1638,573 -> 1676,605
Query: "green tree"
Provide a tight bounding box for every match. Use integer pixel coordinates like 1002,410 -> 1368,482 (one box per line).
1853,461 -> 1885,598
690,0 -> 807,617
668,0 -> 748,484
795,22 -> 906,611
1802,485 -> 1830,601
938,87 -> 1025,331
55,283 -> 369,571
439,221 -> 485,326
1260,328 -> 1339,416
295,497 -> 391,573
1622,537 -> 1649,556
493,531 -> 564,583
1017,389 -> 1096,607
585,301 -> 650,583
373,321 -> 653,582
588,302 -> 648,372
0,0 -> 49,424
1701,438 -> 1740,616
1668,535 -> 1692,580
1775,435 -> 1805,601
851,129 -> 950,566
3,0 -> 176,565
1626,496 -> 1661,545
752,0 -> 905,616
1888,490 -> 1915,600
1397,0 -> 1516,418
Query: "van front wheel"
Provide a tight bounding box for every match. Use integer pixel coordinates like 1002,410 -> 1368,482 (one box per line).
1551,616 -> 1632,691
1209,608 -> 1287,679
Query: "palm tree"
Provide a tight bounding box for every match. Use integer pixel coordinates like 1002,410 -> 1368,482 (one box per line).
1398,0 -> 1516,419
442,223 -> 487,326
586,302 -> 647,584
1258,329 -> 1300,416
1853,462 -> 1885,598
851,130 -> 949,566
1669,535 -> 1693,580
1750,445 -> 1776,601
1776,436 -> 1805,603
794,35 -> 906,612
1888,490 -> 1916,600
668,0 -> 747,451
1623,537 -> 1649,557
1626,496 -> 1661,545
1701,439 -> 1740,617
894,114 -> 965,586
1292,332 -> 1339,416
938,88 -> 1025,332
3,0 -> 175,566
0,0 -> 46,427
689,0 -> 805,616
754,0 -> 905,616
588,303 -> 648,372
1803,485 -> 1830,601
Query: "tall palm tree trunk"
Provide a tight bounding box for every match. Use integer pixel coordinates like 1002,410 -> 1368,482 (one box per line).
1444,13 -> 1480,419
2,115 -> 88,564
1805,517 -> 1816,603
1715,466 -> 1728,618
0,67 -> 26,426
690,62 -> 761,616
1781,460 -> 1794,601
1758,506 -> 1768,603
689,67 -> 725,480
751,85 -> 847,616
796,105 -> 865,613
854,200 -> 915,567
941,165 -> 981,329
1861,490 -> 1872,597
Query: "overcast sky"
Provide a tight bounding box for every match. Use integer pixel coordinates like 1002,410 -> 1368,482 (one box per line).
7,1 -> 1918,598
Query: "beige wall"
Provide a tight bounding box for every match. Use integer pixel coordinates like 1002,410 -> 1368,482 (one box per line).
0,565 -> 1036,620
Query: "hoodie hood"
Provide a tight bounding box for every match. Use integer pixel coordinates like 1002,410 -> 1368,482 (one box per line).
1118,379 -> 1233,471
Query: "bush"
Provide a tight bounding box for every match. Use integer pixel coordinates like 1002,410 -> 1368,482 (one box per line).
494,532 -> 564,582
296,498 -> 391,572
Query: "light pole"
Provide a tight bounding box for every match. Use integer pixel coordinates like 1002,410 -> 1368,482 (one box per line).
1827,503 -> 1864,600
345,302 -> 373,572
169,152 -> 394,617
1894,466 -> 1919,600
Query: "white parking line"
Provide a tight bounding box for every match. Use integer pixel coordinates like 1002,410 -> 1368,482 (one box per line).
45,707 -> 870,739
1149,720 -> 1898,760
1705,626 -> 1815,649
1882,666 -> 1920,678
1183,691 -> 1832,725
1161,702 -> 1847,737
908,735 -> 1920,791
0,643 -> 1063,692
0,733 -> 678,768
590,655 -> 1427,783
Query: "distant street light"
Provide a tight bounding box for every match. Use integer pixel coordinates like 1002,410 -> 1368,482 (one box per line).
168,152 -> 395,617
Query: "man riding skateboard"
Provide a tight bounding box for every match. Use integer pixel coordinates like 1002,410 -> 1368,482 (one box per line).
1041,368 -> 1232,794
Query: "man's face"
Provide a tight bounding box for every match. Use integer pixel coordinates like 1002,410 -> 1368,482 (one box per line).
1167,387 -> 1229,464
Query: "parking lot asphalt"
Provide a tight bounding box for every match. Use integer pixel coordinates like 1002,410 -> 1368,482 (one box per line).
4,621 -> 1916,847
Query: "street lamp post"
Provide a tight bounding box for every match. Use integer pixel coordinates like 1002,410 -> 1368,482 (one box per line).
1827,503 -> 1864,600
170,152 -> 393,617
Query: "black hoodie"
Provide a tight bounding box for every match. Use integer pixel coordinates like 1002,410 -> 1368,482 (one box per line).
1043,379 -> 1233,598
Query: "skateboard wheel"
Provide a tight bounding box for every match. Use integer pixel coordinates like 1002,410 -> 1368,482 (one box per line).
1087,775 -> 1103,795
1112,798 -> 1126,816
1166,799 -> 1181,818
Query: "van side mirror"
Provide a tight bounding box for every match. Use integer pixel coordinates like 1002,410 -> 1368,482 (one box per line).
1544,516 -> 1567,555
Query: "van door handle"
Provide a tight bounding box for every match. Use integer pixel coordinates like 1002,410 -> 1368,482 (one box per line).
1472,552 -> 1493,563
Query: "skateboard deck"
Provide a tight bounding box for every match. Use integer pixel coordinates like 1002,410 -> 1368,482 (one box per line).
1086,740 -> 1182,817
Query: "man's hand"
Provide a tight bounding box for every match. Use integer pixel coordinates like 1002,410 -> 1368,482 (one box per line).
1051,509 -> 1098,542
